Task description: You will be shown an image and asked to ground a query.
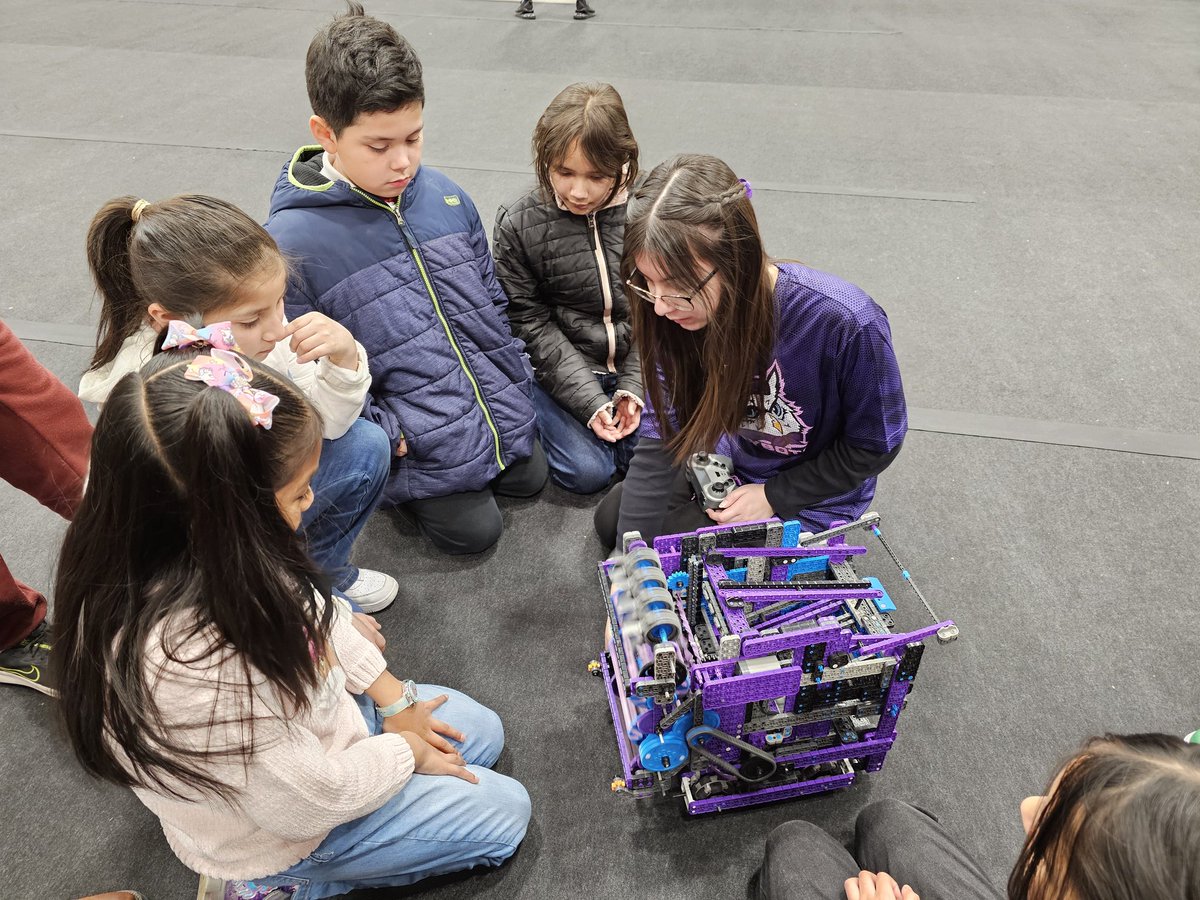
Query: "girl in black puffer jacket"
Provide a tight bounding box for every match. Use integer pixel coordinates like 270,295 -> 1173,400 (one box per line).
493,83 -> 642,494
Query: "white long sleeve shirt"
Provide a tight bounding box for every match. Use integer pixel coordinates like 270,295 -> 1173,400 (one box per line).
128,595 -> 412,880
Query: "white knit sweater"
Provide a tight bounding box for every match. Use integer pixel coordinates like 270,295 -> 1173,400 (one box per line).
128,596 -> 413,880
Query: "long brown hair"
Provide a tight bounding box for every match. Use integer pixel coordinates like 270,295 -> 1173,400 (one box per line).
85,195 -> 284,372
55,350 -> 328,800
1009,733 -> 1200,899
622,154 -> 776,463
533,82 -> 639,208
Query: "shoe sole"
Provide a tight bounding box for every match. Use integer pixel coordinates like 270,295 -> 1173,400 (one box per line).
353,593 -> 398,614
0,670 -> 57,697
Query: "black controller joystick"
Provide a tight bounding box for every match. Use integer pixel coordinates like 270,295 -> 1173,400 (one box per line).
685,451 -> 737,510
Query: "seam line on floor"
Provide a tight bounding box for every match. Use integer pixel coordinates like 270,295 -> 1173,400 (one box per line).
8,319 -> 1195,461
0,131 -> 972,203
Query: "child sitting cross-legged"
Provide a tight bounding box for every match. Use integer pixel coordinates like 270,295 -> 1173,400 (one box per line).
79,195 -> 398,613
56,343 -> 530,899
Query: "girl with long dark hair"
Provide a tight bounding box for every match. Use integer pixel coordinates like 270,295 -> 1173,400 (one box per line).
594,154 -> 908,547
55,342 -> 529,899
753,732 -> 1200,900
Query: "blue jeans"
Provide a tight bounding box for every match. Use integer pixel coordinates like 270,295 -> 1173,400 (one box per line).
301,418 -> 391,592
532,375 -> 637,495
257,687 -> 530,899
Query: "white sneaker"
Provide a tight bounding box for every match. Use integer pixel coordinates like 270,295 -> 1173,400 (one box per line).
342,568 -> 399,613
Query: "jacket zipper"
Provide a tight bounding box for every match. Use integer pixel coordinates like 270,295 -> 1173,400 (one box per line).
353,188 -> 506,469
587,213 -> 618,374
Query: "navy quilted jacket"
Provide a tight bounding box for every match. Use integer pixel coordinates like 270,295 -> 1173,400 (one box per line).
265,147 -> 536,506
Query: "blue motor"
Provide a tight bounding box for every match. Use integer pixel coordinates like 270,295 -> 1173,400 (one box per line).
638,710 -> 719,772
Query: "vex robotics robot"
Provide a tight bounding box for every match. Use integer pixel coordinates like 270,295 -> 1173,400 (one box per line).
593,508 -> 958,815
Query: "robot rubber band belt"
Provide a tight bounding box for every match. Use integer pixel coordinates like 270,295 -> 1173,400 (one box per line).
591,505 -> 958,815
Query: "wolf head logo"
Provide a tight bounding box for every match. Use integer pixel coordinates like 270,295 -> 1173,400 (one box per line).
742,360 -> 811,454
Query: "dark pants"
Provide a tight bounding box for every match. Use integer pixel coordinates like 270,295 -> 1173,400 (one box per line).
0,322 -> 92,649
752,800 -> 1002,900
593,473 -> 709,551
400,440 -> 548,555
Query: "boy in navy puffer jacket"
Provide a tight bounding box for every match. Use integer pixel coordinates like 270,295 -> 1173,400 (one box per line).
266,3 -> 545,555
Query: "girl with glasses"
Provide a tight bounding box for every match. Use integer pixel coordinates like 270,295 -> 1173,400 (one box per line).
595,153 -> 908,547
494,83 -> 643,494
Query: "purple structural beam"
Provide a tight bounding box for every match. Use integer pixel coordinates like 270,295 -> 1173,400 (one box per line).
739,621 -> 847,659
773,735 -> 897,771
753,599 -> 847,631
708,545 -> 867,560
853,621 -> 953,659
685,768 -> 857,815
727,587 -> 882,606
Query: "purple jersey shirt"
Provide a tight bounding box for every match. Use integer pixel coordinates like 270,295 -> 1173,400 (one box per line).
642,262 -> 908,528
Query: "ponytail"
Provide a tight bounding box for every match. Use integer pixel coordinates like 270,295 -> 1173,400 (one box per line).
84,195 -> 286,372
86,196 -> 146,371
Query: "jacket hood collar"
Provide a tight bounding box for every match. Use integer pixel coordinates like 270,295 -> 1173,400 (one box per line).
271,145 -> 423,214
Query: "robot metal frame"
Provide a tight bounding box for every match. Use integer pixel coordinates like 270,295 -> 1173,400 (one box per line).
592,512 -> 957,815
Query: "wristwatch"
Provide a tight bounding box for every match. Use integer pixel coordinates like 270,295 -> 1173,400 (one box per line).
377,680 -> 419,718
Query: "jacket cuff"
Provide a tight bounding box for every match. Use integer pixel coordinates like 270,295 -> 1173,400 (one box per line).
586,400 -> 615,429
612,390 -> 644,409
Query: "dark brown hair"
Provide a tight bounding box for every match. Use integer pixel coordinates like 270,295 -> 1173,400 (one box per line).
85,195 -> 283,372
306,2 -> 424,135
1009,733 -> 1200,900
55,349 -> 327,800
622,153 -> 775,463
533,82 -> 639,207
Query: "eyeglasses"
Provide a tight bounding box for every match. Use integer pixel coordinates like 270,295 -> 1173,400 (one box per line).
626,269 -> 717,312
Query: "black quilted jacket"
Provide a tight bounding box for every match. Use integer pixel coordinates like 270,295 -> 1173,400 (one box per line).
493,187 -> 642,425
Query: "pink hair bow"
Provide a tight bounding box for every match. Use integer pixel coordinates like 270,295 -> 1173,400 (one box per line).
184,349 -> 279,429
162,319 -> 241,352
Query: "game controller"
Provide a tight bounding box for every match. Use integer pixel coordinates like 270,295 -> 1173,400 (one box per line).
685,451 -> 737,510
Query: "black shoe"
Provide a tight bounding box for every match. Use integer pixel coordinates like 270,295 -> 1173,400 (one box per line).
574,1 -> 595,18
0,620 -> 56,697
515,0 -> 535,19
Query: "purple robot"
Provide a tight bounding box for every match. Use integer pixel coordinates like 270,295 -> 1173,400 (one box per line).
592,512 -> 957,815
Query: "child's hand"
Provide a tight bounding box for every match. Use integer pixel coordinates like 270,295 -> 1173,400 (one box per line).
399,731 -> 479,784
285,312 -> 359,371
396,437 -> 408,457
382,693 -> 467,756
612,396 -> 641,438
705,483 -> 774,525
351,612 -> 386,651
590,407 -> 620,443
844,871 -> 919,900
